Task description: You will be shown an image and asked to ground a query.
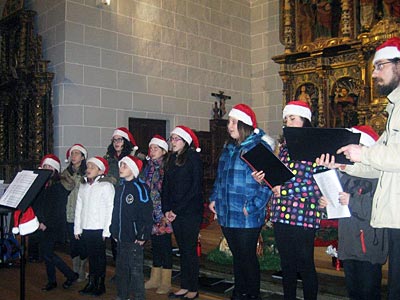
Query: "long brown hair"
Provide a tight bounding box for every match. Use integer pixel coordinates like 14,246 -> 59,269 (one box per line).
227,120 -> 254,145
165,142 -> 190,169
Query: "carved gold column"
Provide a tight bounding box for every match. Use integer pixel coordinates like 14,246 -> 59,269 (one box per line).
0,95 -> 6,161
283,0 -> 294,54
16,85 -> 28,163
340,0 -> 351,40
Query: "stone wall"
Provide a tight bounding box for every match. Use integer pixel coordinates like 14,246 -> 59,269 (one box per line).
20,0 -> 282,159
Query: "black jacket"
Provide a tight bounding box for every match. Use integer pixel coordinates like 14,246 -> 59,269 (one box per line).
33,177 -> 71,242
162,149 -> 203,217
110,178 -> 153,242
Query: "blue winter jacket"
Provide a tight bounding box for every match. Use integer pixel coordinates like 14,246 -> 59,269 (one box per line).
210,129 -> 273,228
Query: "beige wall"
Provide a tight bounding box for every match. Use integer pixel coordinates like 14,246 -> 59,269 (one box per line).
21,0 -> 282,159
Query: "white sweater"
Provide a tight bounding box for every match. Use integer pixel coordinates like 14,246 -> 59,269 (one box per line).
74,176 -> 115,237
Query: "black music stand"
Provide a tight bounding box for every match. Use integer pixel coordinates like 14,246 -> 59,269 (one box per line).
0,169 -> 52,300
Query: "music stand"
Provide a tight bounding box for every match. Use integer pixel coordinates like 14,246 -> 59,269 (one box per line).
0,169 -> 52,300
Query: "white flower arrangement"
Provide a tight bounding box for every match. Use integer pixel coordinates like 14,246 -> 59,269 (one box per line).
326,244 -> 338,258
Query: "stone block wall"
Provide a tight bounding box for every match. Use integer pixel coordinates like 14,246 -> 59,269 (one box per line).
21,0 -> 282,160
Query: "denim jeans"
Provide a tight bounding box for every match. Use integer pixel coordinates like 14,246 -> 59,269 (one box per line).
116,242 -> 145,300
222,226 -> 262,298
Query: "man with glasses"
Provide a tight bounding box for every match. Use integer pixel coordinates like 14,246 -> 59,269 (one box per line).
328,37 -> 400,300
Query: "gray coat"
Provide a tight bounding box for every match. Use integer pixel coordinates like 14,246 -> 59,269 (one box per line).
338,173 -> 388,265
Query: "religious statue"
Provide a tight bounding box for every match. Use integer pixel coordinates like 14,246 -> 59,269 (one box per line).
211,91 -> 230,119
360,0 -> 375,31
298,85 -> 312,106
314,0 -> 332,38
333,87 -> 358,128
383,0 -> 400,18
297,1 -> 314,44
213,101 -> 220,119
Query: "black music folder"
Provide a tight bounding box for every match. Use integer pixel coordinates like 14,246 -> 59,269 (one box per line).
283,127 -> 361,165
241,143 -> 294,188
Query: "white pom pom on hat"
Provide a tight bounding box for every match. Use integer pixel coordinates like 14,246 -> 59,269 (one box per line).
12,207 -> 39,235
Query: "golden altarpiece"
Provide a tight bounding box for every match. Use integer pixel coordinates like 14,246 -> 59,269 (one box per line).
273,0 -> 400,133
0,0 -> 54,182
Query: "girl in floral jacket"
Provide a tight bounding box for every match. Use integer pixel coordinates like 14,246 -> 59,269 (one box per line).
141,135 -> 173,295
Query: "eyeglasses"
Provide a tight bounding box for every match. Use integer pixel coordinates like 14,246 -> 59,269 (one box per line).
373,61 -> 393,72
169,137 -> 183,142
112,138 -> 124,143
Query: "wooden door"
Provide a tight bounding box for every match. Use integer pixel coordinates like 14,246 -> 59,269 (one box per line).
129,118 -> 167,157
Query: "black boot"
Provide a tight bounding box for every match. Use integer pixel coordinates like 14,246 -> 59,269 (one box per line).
91,275 -> 105,297
79,275 -> 96,295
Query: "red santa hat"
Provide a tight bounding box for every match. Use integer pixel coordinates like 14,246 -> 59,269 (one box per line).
119,155 -> 143,178
40,154 -> 61,173
149,135 -> 169,152
228,104 -> 259,134
65,143 -> 88,163
171,125 -> 201,152
349,125 -> 379,147
12,207 -> 39,235
147,135 -> 169,160
373,37 -> 400,65
87,156 -> 109,175
112,127 -> 139,151
282,100 -> 312,122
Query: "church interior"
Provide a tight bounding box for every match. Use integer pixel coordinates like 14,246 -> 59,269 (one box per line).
0,0 -> 399,299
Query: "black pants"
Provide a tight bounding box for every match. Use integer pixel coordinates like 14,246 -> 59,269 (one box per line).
67,222 -> 86,259
28,231 -> 41,260
151,233 -> 172,269
172,215 -> 201,292
343,259 -> 382,300
274,222 -> 318,300
222,226 -> 262,298
40,237 -> 75,283
388,228 -> 400,300
81,229 -> 106,277
116,242 -> 144,300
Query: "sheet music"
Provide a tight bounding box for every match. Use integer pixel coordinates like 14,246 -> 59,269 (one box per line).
0,170 -> 38,208
313,170 -> 351,219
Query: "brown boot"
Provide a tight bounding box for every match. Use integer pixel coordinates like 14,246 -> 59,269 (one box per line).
156,268 -> 172,294
145,267 -> 161,289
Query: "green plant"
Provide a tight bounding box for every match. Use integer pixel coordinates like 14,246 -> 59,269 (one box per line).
206,227 -> 281,271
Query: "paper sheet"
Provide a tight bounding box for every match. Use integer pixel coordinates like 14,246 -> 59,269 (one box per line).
0,170 -> 38,208
313,170 -> 351,219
